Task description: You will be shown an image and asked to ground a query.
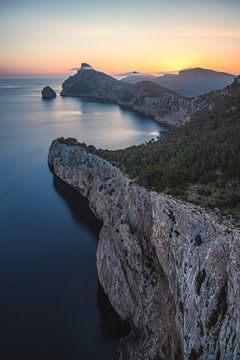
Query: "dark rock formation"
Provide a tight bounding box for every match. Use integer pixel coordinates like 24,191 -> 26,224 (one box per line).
42,86 -> 56,99
61,63 -> 118,99
48,138 -> 240,360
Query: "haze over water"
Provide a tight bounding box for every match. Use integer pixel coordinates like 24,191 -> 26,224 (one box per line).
0,77 -> 165,360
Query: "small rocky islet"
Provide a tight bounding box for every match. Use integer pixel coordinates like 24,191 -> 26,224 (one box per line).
42,86 -> 56,99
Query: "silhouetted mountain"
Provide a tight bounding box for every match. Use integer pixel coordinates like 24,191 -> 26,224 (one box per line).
61,63 -> 118,98
119,68 -> 235,98
154,68 -> 235,97
121,72 -> 155,83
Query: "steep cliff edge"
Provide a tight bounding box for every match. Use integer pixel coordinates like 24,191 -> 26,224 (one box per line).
48,138 -> 240,360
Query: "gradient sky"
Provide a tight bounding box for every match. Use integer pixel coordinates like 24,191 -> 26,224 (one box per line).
0,0 -> 240,76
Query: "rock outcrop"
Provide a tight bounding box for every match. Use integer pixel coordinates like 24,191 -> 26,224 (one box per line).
42,86 -> 56,99
61,63 -> 118,99
48,138 -> 240,360
60,64 -> 240,127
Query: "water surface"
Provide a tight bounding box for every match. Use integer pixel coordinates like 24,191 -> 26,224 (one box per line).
0,76 -> 166,359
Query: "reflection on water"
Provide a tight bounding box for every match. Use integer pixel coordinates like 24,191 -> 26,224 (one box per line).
53,175 -> 130,357
0,76 -> 163,359
53,175 -> 102,237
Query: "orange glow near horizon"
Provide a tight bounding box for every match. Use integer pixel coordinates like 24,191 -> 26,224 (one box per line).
1,1 -> 240,76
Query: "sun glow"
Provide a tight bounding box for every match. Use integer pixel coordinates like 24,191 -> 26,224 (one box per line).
0,0 -> 239,76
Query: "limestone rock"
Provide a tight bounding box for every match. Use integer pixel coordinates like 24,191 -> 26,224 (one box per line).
48,138 -> 240,360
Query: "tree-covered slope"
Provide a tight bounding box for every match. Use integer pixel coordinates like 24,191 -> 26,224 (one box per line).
77,95 -> 240,222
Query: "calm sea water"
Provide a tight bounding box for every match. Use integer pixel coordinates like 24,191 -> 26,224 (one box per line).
0,77 -> 166,359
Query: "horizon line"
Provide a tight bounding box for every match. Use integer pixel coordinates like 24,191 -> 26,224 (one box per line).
0,66 -> 239,78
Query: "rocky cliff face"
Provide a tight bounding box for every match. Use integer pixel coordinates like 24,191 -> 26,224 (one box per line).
48,138 -> 240,360
61,63 -> 118,99
110,81 -> 195,126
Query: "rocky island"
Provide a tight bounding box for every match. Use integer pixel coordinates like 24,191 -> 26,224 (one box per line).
42,86 -> 57,99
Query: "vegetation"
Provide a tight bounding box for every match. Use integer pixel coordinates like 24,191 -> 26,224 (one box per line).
69,96 -> 240,223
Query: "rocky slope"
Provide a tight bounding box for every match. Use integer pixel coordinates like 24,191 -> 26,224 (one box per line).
60,64 -> 239,127
48,138 -> 240,360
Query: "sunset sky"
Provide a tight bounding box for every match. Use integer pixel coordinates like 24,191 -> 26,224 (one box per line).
0,0 -> 240,76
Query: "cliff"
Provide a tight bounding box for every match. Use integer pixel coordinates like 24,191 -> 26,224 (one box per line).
48,138 -> 240,360
61,62 -> 118,99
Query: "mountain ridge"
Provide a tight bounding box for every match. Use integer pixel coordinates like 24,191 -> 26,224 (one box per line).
61,63 -> 239,127
120,67 -> 236,97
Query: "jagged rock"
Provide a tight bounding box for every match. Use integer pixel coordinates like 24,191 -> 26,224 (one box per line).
42,86 -> 56,99
61,63 -> 118,99
48,138 -> 240,360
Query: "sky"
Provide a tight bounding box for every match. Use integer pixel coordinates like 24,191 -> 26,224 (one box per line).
0,0 -> 240,76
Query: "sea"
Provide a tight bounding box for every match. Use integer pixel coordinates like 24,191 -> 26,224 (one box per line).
0,76 -> 167,359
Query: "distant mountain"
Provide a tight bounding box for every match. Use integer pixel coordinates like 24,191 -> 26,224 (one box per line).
121,71 -> 156,84
61,63 -> 240,127
119,68 -> 235,98
154,68 -> 235,97
61,64 -> 194,126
